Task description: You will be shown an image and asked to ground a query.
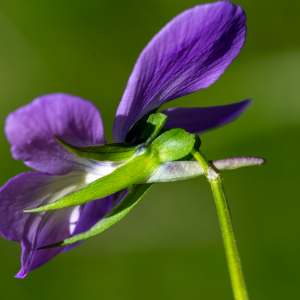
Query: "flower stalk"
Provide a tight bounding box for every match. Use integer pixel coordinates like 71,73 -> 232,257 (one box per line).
191,149 -> 249,300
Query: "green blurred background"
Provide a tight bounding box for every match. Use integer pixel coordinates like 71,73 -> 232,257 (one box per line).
0,0 -> 298,299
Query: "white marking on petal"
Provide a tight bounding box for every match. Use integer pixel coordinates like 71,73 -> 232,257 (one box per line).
29,161 -> 123,219
95,162 -> 124,176
69,206 -> 81,235
34,172 -> 98,208
85,173 -> 102,185
85,160 -> 125,177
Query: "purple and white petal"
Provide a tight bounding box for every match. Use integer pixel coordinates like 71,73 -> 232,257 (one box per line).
114,2 -> 247,142
161,99 -> 251,134
64,188 -> 128,252
6,93 -> 106,175
0,171 -> 108,278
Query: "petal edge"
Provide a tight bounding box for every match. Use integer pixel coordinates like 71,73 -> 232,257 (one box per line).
161,99 -> 252,134
114,2 -> 247,142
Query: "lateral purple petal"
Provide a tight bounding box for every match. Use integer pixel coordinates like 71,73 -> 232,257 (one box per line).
0,172 -> 114,278
113,1 -> 247,142
5,93 -> 106,175
161,99 -> 251,134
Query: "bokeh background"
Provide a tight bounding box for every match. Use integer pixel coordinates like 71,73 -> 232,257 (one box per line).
0,0 -> 298,299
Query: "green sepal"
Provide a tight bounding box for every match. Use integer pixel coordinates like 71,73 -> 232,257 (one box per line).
134,113 -> 168,145
55,137 -> 140,162
176,135 -> 201,161
25,147 -> 160,212
38,184 -> 153,249
150,128 -> 197,162
125,108 -> 162,143
25,128 -> 196,213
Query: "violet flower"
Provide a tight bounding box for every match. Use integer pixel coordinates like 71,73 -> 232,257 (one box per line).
0,1 -> 250,278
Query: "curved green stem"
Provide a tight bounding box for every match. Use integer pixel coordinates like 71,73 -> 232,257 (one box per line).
191,149 -> 249,300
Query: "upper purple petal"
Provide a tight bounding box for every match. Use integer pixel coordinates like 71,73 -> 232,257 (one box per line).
113,1 -> 247,142
161,99 -> 251,134
0,171 -> 116,278
5,93 -> 106,175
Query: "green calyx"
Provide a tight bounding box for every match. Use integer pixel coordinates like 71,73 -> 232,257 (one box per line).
25,145 -> 159,212
150,128 -> 198,162
125,109 -> 162,143
25,113 -> 198,213
133,113 -> 168,145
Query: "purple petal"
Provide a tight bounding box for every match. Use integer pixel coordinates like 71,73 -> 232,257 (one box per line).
71,189 -> 127,235
161,99 -> 251,134
0,171 -> 114,278
113,2 -> 247,142
6,93 -> 106,175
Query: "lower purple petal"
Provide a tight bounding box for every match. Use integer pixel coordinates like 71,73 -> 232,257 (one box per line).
161,99 -> 251,134
16,207 -> 76,278
0,171 -> 118,278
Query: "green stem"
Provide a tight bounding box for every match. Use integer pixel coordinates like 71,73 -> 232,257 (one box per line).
191,149 -> 249,300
